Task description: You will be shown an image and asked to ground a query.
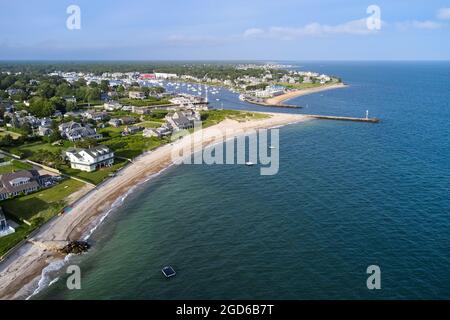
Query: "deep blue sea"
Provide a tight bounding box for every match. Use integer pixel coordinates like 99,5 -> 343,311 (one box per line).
36,62 -> 450,299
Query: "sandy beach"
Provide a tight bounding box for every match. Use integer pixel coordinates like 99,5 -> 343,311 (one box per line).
0,112 -> 308,300
266,83 -> 347,105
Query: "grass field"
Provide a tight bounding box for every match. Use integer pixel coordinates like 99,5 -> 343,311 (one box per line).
119,98 -> 172,107
0,178 -> 85,257
137,121 -> 164,128
200,109 -> 269,128
101,134 -> 165,159
0,160 -> 33,174
1,178 -> 85,224
0,224 -> 33,258
7,141 -> 67,158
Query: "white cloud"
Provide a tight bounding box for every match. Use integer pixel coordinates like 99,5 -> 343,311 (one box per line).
242,18 -> 380,40
437,8 -> 450,20
396,20 -> 444,31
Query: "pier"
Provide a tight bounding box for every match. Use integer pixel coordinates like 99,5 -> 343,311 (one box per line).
305,114 -> 380,123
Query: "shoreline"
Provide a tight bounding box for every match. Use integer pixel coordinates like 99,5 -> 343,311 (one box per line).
0,112 -> 309,300
265,83 -> 348,105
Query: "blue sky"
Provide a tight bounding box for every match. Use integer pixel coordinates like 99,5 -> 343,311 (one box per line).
1,0 -> 450,60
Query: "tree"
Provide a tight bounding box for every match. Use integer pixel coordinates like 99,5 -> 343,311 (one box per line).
0,134 -> 14,147
37,82 -> 56,99
49,96 -> 66,113
100,80 -> 109,92
29,97 -> 56,117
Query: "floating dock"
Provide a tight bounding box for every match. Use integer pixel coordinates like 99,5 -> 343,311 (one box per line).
305,114 -> 380,123
162,266 -> 176,278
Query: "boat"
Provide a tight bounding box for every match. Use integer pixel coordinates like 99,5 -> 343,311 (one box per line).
162,266 -> 176,278
269,146 -> 276,149
245,162 -> 255,166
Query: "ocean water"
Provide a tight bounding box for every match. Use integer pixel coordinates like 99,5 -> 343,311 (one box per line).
36,62 -> 450,299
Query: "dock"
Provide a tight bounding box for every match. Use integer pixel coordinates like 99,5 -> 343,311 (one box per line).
305,114 -> 380,123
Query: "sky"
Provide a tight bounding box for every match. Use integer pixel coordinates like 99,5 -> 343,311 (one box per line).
1,0 -> 450,60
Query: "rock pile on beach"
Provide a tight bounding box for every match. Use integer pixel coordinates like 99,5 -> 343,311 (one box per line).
59,241 -> 90,255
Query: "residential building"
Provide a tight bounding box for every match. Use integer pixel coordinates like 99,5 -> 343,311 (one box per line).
154,72 -> 177,79
120,116 -> 135,125
108,118 -> 122,127
38,126 -> 53,136
83,110 -> 108,121
122,126 -> 143,135
128,91 -> 146,100
65,145 -> 114,172
59,121 -> 103,141
63,96 -> 77,104
0,170 -> 41,201
165,111 -> 194,131
132,106 -> 152,115
104,101 -> 123,111
143,125 -> 172,138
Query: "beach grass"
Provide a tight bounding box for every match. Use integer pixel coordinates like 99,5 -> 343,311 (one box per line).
201,109 -> 270,128
276,82 -> 323,90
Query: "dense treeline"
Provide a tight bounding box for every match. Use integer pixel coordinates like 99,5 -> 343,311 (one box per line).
0,61 -> 288,80
0,71 -> 108,116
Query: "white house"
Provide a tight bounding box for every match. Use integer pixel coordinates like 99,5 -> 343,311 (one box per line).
58,122 -> 102,142
65,145 -> 114,172
128,91 -> 146,100
154,72 -> 177,79
0,207 -> 15,238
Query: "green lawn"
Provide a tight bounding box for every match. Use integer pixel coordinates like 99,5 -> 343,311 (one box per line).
276,82 -> 323,90
137,121 -> 164,128
119,98 -> 172,107
0,178 -> 86,257
1,178 -> 85,224
7,141 -> 67,158
101,134 -> 165,159
60,157 -> 129,185
0,160 -> 33,174
0,224 -> 33,258
200,109 -> 270,128
98,126 -> 125,138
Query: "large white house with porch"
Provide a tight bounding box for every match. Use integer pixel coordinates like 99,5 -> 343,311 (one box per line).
65,145 -> 114,172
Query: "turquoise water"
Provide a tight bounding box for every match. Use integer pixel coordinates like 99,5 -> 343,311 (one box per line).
37,62 -> 450,299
